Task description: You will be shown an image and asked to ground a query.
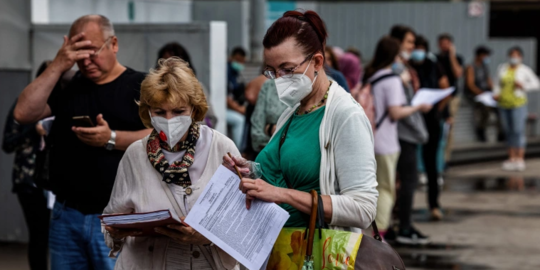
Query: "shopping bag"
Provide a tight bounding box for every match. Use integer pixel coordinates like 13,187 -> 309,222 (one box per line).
268,227 -> 362,270
267,190 -> 406,270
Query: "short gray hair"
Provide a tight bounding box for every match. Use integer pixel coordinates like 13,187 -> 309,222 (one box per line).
69,15 -> 115,40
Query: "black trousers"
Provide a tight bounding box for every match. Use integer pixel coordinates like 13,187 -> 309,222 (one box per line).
474,101 -> 504,142
396,140 -> 418,231
17,188 -> 50,270
422,112 -> 442,210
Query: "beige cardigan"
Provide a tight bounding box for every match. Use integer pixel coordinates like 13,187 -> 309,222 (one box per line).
102,128 -> 240,270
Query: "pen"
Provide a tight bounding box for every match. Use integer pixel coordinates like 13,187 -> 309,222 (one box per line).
227,152 -> 244,180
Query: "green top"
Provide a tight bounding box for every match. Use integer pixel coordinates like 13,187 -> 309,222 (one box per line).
250,80 -> 288,152
255,106 -> 325,227
499,68 -> 527,109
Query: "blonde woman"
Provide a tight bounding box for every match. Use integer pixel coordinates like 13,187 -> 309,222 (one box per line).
102,57 -> 239,269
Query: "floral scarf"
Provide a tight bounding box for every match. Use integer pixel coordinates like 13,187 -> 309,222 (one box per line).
147,123 -> 200,187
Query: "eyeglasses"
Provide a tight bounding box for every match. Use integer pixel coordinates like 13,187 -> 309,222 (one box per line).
90,36 -> 113,59
263,54 -> 313,79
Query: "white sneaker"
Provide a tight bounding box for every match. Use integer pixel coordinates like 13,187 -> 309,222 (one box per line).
502,160 -> 516,171
419,173 -> 427,185
437,176 -> 444,187
515,161 -> 526,171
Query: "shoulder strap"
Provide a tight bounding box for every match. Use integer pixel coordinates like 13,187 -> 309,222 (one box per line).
159,178 -> 219,270
371,221 -> 383,242
305,190 -> 319,259
159,180 -> 186,217
375,110 -> 390,130
370,73 -> 397,87
372,74 -> 398,130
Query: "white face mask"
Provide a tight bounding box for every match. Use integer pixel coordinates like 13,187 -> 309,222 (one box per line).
400,51 -> 411,61
509,57 -> 522,66
149,110 -> 192,149
274,59 -> 318,107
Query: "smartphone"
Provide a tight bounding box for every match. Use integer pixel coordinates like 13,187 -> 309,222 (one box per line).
72,116 -> 95,128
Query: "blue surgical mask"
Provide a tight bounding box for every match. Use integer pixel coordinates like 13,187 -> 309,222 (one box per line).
392,62 -> 405,75
483,57 -> 491,65
411,50 -> 426,62
231,61 -> 245,72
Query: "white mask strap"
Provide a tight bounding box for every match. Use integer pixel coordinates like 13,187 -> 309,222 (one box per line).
302,59 -> 312,76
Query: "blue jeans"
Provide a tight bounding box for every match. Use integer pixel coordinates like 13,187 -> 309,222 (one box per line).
49,202 -> 115,270
226,109 -> 245,148
499,105 -> 528,148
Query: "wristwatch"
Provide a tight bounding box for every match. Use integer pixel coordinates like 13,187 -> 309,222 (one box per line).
105,130 -> 116,151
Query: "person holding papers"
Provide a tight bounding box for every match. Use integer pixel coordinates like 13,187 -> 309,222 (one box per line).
410,35 -> 449,225
102,58 -> 239,269
465,46 -> 504,142
494,47 -> 540,171
363,36 -> 431,243
225,10 -> 379,233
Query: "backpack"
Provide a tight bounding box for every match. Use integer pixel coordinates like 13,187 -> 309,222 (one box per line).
352,74 -> 398,131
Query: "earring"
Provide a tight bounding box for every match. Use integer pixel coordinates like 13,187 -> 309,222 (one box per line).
314,70 -> 319,76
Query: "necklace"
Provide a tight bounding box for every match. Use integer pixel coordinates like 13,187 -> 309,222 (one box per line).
298,81 -> 332,115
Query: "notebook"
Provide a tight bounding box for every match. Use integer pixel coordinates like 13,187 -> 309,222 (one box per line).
99,209 -> 183,236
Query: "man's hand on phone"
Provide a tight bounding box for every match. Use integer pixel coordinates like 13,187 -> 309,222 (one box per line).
72,114 -> 112,147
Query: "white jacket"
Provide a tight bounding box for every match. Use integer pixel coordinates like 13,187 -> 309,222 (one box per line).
493,63 -> 540,98
272,81 -> 378,230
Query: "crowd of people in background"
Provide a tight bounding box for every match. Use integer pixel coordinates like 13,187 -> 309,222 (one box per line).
225,24 -> 540,245
3,10 -> 540,270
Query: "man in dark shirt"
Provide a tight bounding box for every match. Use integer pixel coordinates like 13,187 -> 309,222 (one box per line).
465,46 -> 503,142
409,36 -> 450,242
14,15 -> 151,270
436,33 -> 464,163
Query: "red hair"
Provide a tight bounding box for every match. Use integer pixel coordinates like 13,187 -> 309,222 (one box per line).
263,10 -> 328,58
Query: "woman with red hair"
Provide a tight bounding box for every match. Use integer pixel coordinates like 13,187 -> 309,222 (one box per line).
225,10 -> 377,231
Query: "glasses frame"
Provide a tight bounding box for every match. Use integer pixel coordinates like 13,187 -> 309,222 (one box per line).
90,36 -> 113,59
263,54 -> 313,79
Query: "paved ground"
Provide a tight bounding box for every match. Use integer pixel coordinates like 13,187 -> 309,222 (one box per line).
1,159 -> 540,270
398,158 -> 540,270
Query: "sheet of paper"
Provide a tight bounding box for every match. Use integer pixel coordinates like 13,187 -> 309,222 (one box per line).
411,87 -> 455,106
184,165 -> 290,270
47,191 -> 55,210
474,92 -> 498,108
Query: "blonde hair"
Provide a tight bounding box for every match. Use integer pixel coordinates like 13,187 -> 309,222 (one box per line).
139,57 -> 208,128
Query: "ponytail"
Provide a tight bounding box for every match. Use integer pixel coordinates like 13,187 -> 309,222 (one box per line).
264,10 -> 328,57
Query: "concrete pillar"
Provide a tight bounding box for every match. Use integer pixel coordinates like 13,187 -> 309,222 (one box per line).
31,0 -> 49,23
250,0 -> 266,63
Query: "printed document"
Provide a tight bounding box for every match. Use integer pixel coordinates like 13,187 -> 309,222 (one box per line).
411,87 -> 455,106
474,92 -> 498,108
185,165 -> 290,270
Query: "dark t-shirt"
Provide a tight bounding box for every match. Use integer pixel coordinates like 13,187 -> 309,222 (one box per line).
465,63 -> 491,100
437,53 -> 463,95
412,59 -> 447,120
411,59 -> 446,89
227,63 -> 245,104
47,68 -> 146,213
